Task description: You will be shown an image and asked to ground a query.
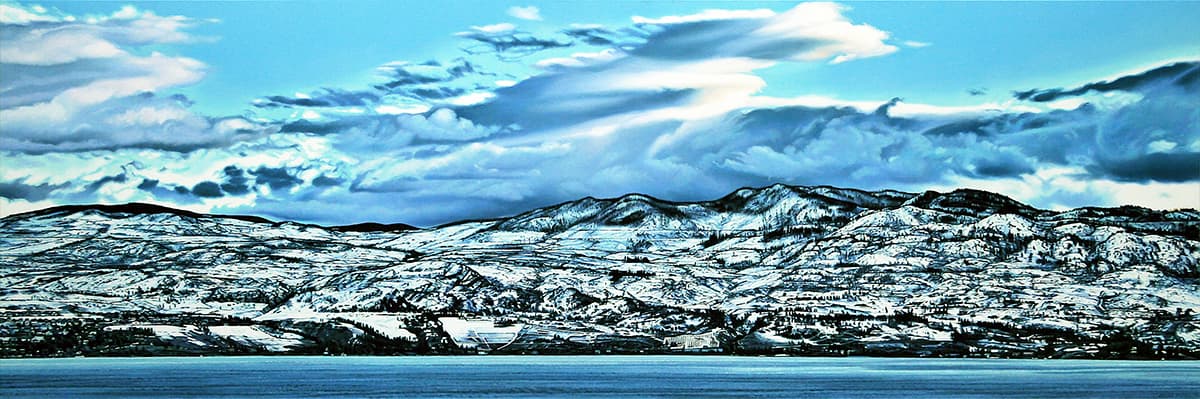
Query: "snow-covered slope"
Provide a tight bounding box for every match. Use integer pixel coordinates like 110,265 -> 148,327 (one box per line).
2,185 -> 1197,358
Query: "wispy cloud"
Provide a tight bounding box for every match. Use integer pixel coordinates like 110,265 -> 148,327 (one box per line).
902,40 -> 931,48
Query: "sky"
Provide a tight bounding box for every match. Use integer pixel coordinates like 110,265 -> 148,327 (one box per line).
0,1 -> 1198,226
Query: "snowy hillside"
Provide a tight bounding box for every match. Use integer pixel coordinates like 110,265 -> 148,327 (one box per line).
2,185 -> 1198,358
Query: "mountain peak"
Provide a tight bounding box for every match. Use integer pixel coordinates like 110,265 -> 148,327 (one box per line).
902,188 -> 1041,217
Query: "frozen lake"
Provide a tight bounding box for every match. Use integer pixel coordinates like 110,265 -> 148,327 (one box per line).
2,356 -> 1198,398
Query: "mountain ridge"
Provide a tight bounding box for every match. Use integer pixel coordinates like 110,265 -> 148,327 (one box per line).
2,184 -> 1198,359
9,183 -> 1189,229
2,201 -> 419,232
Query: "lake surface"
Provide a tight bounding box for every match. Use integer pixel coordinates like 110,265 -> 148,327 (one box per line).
2,356 -> 1198,398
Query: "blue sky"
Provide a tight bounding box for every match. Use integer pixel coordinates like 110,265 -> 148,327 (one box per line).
35,1 -> 1200,115
1,1 -> 1198,225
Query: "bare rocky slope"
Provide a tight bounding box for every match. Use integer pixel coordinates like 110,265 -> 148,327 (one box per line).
2,184 -> 1198,358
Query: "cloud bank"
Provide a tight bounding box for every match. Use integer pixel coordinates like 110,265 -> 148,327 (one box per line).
0,4 -> 266,153
1,2 -> 1196,225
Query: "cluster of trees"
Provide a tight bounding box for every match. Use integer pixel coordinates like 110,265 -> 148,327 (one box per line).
609,268 -> 655,282
762,225 -> 826,241
1,320 -> 166,357
1,320 -> 93,357
701,232 -> 731,247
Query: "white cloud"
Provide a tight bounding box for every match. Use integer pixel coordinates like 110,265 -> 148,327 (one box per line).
633,8 -> 774,25
0,198 -> 59,217
1,29 -> 125,65
106,106 -> 194,126
0,3 -> 245,152
753,2 -> 897,63
396,108 -> 497,141
375,104 -> 431,115
214,117 -> 256,133
447,91 -> 496,106
1147,140 -> 1178,153
0,3 -> 59,24
534,49 -> 624,69
1,5 -> 201,66
1107,181 -> 1200,210
937,166 -> 1200,212
1044,97 -> 1087,111
467,23 -> 516,33
1,52 -> 206,128
902,40 -> 931,48
507,5 -> 542,21
618,3 -> 898,67
111,5 -> 140,19
457,2 -> 905,158
886,100 -> 1040,117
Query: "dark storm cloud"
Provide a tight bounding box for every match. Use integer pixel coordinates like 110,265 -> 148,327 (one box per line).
1091,153 -> 1200,183
131,181 -> 206,204
207,165 -> 307,195
83,172 -> 128,193
560,25 -> 647,47
922,119 -> 994,137
698,103 -> 1043,186
191,182 -> 224,198
251,167 -> 303,190
219,166 -> 251,195
561,26 -> 620,46
1014,61 -> 1199,102
0,180 -> 68,201
660,62 -> 1196,190
278,118 -> 356,135
971,154 -> 1037,178
257,58 -> 498,111
457,30 -> 572,60
255,89 -> 381,108
312,175 -> 343,187
374,58 -> 483,89
405,87 -> 468,100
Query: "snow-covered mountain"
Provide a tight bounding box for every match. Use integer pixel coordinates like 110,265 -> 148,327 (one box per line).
2,185 -> 1198,358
